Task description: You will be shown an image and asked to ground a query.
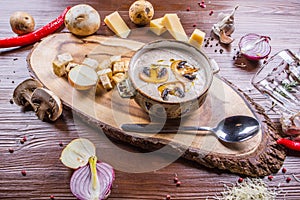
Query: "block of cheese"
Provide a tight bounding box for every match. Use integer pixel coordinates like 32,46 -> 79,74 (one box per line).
150,17 -> 167,36
112,61 -> 125,74
57,53 -> 73,63
52,53 -> 73,77
97,68 -> 113,78
188,29 -> 206,48
99,59 -> 112,69
66,62 -> 79,73
99,74 -> 113,90
110,55 -> 122,64
104,11 -> 131,38
162,14 -> 188,42
82,58 -> 99,71
112,73 -> 127,84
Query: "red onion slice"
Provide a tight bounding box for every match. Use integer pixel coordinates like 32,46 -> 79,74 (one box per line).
238,33 -> 271,60
70,161 -> 115,200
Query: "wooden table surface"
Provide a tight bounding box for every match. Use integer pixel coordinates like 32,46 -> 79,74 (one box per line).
1,0 -> 300,199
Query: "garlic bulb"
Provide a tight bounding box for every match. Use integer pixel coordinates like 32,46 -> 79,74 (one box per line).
212,5 -> 239,44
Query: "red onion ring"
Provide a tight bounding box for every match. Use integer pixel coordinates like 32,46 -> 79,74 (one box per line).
238,33 -> 271,60
70,162 -> 114,200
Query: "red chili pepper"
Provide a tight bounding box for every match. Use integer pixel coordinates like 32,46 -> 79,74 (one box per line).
0,6 -> 70,48
277,138 -> 300,151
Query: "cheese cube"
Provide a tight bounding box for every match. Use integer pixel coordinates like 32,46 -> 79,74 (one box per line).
97,68 -> 113,78
57,53 -> 73,63
104,11 -> 131,38
162,14 -> 188,42
112,61 -> 125,74
112,73 -> 127,84
52,53 -> 74,77
121,57 -> 130,72
150,18 -> 167,36
82,58 -> 99,71
66,62 -> 79,73
99,59 -> 112,69
52,59 -> 67,77
99,74 -> 113,90
110,55 -> 122,64
189,29 -> 206,48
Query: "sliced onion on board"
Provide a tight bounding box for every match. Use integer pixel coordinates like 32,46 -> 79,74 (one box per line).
70,160 -> 115,200
238,33 -> 271,60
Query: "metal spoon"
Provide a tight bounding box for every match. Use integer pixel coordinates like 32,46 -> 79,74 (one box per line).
121,115 -> 260,143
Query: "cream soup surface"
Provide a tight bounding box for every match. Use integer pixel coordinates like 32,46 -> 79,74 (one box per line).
130,47 -> 208,103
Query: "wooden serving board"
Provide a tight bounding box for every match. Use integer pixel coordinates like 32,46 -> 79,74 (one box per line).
27,33 -> 285,177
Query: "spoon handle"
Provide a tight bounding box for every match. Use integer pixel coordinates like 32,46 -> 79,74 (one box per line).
121,123 -> 212,133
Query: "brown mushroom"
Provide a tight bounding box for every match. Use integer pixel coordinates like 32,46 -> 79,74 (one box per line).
31,88 -> 63,121
13,78 -> 43,108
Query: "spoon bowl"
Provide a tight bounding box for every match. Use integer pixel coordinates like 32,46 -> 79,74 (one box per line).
121,115 -> 260,143
212,115 -> 260,143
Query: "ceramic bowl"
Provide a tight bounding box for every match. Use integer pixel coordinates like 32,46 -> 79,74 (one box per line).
128,40 -> 219,119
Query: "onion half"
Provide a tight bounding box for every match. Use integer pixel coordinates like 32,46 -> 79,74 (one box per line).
60,138 -> 96,169
70,161 -> 115,200
238,33 -> 271,60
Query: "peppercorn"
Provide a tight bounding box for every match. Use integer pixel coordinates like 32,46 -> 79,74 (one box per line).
8,148 -> 14,153
59,141 -> 63,147
22,136 -> 27,142
166,194 -> 171,200
209,10 -> 214,16
9,99 -> 14,104
20,139 -> 25,144
174,176 -> 178,183
238,177 -> 243,183
186,7 -> 190,11
50,195 -> 55,200
192,24 -> 196,27
21,170 -> 26,176
286,177 -> 292,183
176,181 -> 181,187
199,3 -> 206,8
282,168 -> 287,173
214,49 -> 217,53
268,175 -> 273,181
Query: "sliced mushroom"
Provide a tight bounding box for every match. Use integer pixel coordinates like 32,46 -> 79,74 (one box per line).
158,81 -> 185,101
68,65 -> 98,90
13,78 -> 43,107
170,60 -> 199,82
31,88 -> 63,121
139,64 -> 169,83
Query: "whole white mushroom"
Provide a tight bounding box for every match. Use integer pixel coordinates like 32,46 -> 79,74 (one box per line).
129,0 -> 154,26
65,4 -> 100,36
